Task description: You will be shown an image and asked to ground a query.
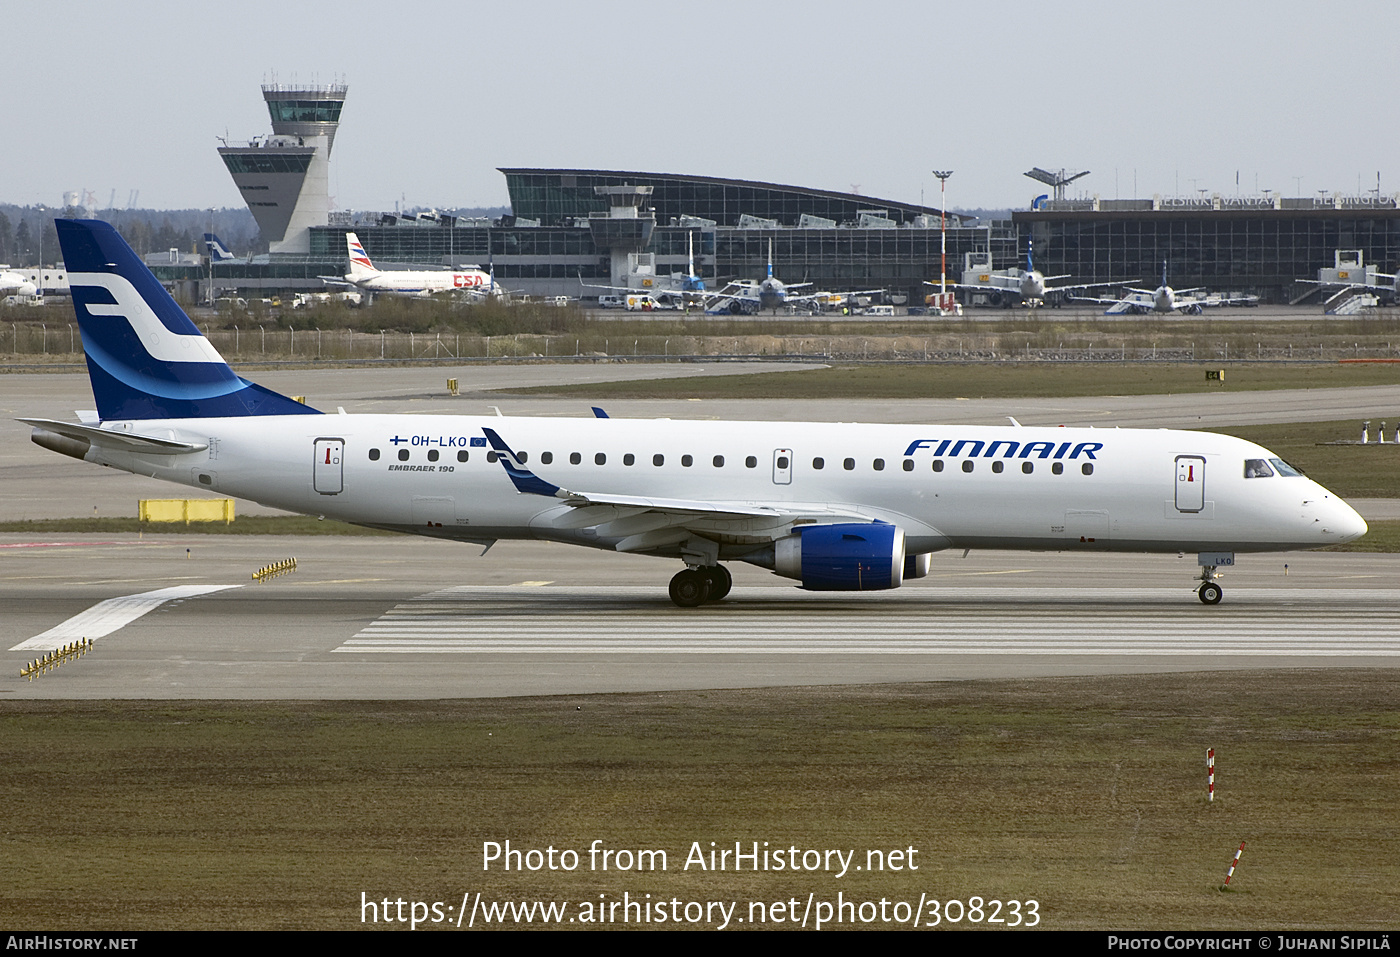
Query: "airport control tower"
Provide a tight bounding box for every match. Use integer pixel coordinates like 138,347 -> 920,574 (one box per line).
218,83 -> 347,254
587,185 -> 656,290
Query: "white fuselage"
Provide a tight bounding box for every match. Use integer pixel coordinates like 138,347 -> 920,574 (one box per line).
348,267 -> 492,298
74,414 -> 1366,561
0,269 -> 38,298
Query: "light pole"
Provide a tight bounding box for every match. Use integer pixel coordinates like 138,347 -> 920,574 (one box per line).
932,171 -> 953,300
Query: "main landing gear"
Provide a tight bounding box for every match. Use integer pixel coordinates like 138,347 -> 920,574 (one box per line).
668,564 -> 732,608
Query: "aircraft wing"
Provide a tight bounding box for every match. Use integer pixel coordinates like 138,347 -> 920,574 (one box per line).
480,427 -> 873,549
787,286 -> 883,303
1045,278 -> 1138,294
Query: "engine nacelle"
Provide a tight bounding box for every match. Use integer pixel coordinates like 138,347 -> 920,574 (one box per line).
774,523 -> 905,591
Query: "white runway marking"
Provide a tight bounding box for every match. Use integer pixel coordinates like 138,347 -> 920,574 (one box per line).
335,586 -> 1400,656
11,584 -> 243,651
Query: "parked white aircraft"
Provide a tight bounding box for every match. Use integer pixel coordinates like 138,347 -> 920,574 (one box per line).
0,267 -> 38,298
949,242 -> 1129,306
1076,261 -> 1256,314
707,240 -> 881,315
26,220 -> 1366,607
335,232 -> 497,300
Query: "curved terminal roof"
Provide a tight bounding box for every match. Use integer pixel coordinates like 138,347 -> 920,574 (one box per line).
499,168 -> 955,228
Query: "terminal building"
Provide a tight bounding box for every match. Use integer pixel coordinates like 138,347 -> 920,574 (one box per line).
189,83 -> 1400,307
1016,195 -> 1400,302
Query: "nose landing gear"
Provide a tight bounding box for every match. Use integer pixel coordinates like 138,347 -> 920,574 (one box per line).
1194,552 -> 1234,605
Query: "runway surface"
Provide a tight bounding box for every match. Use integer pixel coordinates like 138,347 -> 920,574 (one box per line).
4,535 -> 1396,699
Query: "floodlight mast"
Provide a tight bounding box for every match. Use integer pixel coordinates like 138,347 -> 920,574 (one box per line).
933,170 -> 953,297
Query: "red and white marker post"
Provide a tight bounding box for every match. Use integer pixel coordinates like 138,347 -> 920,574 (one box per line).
1207,748 -> 1215,802
1223,842 -> 1245,886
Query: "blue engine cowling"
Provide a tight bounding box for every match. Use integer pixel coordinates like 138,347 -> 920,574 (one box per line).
774,523 -> 906,591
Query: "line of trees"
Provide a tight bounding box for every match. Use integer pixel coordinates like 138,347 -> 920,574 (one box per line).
0,205 -> 260,266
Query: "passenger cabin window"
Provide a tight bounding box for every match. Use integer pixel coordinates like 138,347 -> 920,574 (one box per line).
902,459 -> 914,472
746,456 -> 758,468
872,458 -> 885,471
962,461 -> 974,473
595,452 -> 606,465
713,455 -> 725,467
369,448 -> 380,461
1052,462 -> 1063,475
1021,462 -> 1033,474
398,449 -> 410,462
486,451 -> 498,463
427,449 -> 439,462
843,458 -> 855,471
540,451 -> 552,464
812,457 -> 824,470
681,454 -> 693,467
653,454 -> 664,466
458,450 -> 469,463
991,460 -> 1003,473
516,451 -> 528,464
1081,463 -> 1094,476
1244,459 -> 1274,478
570,452 -> 581,465
932,460 -> 944,472
624,453 -> 635,466
776,455 -> 789,469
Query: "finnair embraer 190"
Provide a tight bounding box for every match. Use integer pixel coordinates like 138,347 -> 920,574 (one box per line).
28,220 -> 1366,606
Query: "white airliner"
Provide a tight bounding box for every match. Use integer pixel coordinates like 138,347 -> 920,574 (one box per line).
335,232 -> 497,299
1077,261 -> 1257,314
26,220 -> 1366,607
0,266 -> 38,298
707,241 -> 881,315
949,242 -> 1130,306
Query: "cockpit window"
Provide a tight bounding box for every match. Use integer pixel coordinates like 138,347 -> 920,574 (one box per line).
1243,459 -> 1274,478
1269,457 -> 1304,477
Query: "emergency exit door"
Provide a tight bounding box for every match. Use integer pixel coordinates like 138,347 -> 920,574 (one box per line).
314,438 -> 344,494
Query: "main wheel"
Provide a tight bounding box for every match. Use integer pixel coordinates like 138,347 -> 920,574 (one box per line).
702,564 -> 732,602
1198,581 -> 1223,605
669,568 -> 711,608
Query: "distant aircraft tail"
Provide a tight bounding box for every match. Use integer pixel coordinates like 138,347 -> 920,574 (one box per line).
203,233 -> 236,262
56,219 -> 318,420
346,231 -> 378,279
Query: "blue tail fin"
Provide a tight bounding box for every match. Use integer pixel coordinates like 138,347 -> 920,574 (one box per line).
203,233 -> 236,262
57,219 -> 318,420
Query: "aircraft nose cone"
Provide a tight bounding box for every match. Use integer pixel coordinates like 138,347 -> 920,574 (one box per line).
1326,499 -> 1368,543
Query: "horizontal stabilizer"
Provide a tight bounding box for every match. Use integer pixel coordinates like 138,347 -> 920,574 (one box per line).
21,417 -> 208,455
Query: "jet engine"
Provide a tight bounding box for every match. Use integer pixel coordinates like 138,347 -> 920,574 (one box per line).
773,523 -> 906,591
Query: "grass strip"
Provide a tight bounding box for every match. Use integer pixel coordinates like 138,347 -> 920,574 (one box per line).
1,671 -> 1396,930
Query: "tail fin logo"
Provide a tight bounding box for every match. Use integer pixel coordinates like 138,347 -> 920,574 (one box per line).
346,232 -> 375,272
73,272 -> 227,365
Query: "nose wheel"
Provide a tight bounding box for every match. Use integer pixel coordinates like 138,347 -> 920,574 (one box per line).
1196,562 -> 1223,604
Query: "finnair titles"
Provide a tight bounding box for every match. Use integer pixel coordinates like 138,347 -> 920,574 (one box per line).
25,220 -> 1367,607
